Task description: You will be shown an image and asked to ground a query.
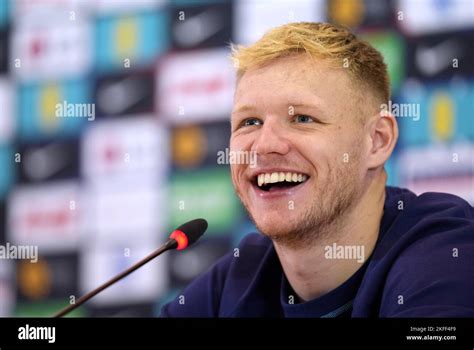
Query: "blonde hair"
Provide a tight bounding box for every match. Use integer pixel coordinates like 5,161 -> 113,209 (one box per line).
231,22 -> 390,105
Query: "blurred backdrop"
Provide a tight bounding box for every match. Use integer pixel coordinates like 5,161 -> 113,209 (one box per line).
0,0 -> 472,317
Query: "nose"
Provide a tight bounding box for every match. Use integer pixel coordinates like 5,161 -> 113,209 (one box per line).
251,117 -> 291,156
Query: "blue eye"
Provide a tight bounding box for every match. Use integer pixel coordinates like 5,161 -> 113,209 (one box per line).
295,115 -> 313,123
243,118 -> 262,127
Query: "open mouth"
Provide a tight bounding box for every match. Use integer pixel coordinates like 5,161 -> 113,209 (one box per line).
252,172 -> 309,192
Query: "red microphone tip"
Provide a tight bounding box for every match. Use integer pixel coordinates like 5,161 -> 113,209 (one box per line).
169,230 -> 189,250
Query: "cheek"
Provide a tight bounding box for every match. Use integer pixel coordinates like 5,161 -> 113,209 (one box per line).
339,134 -> 365,163
230,163 -> 239,186
228,142 -> 246,189
293,136 -> 344,182
293,137 -> 330,168
230,134 -> 253,170
230,133 -> 250,152
229,138 -> 240,184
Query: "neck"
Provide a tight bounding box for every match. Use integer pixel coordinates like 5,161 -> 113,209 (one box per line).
274,172 -> 386,302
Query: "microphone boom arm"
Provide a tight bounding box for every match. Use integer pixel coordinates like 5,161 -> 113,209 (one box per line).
53,239 -> 178,318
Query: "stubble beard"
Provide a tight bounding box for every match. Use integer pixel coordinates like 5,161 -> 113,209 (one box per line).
236,157 -> 363,250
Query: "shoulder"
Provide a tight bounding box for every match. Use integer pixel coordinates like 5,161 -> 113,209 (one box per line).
383,187 -> 473,241
386,186 -> 472,216
380,189 -> 474,316
410,190 -> 473,218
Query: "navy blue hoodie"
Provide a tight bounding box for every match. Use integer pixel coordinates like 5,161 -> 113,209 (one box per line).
161,187 -> 474,317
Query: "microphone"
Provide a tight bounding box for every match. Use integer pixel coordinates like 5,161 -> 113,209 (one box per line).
53,218 -> 208,318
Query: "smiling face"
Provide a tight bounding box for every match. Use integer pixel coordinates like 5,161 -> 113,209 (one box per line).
230,54 -> 375,248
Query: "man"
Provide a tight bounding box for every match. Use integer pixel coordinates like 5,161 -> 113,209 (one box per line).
161,22 -> 474,317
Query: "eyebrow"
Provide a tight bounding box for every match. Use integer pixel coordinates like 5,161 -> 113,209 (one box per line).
290,102 -> 326,113
232,102 -> 328,118
232,105 -> 256,114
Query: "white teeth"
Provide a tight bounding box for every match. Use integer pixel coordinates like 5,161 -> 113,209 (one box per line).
270,173 -> 279,183
256,171 -> 309,187
265,173 -> 271,184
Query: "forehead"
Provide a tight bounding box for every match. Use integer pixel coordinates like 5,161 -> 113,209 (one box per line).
233,55 -> 355,110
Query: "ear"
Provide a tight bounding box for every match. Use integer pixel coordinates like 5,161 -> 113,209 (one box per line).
366,112 -> 398,170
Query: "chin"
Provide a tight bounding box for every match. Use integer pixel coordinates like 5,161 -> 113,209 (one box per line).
253,212 -> 298,236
